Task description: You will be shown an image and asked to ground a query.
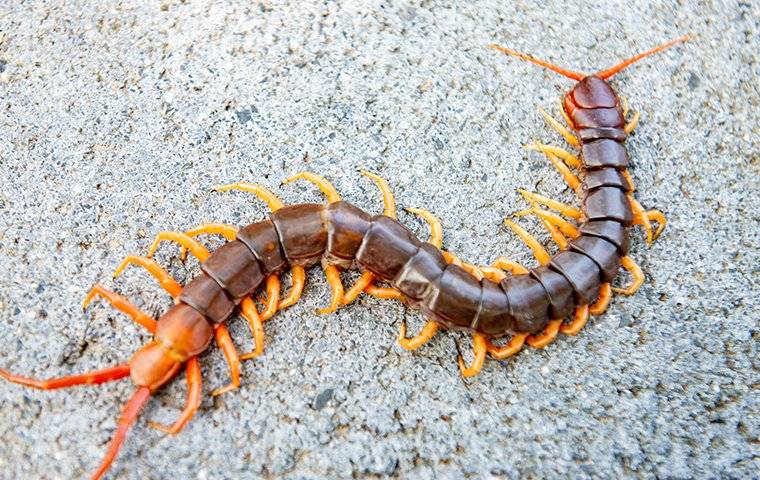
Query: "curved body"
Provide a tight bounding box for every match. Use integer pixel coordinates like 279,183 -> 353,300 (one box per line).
139,77 -> 631,388
1,37 -> 687,480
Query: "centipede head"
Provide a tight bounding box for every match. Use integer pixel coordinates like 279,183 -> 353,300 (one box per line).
490,36 -> 690,125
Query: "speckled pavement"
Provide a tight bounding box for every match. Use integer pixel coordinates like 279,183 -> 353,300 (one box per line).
0,1 -> 757,479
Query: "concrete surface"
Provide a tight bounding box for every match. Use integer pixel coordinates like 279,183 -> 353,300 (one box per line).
0,1 -> 757,479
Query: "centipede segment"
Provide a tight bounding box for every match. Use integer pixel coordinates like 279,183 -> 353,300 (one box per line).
1,37 -> 687,479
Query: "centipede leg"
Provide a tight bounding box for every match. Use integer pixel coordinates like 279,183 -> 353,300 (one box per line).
0,363 -> 131,390
258,275 -> 281,321
343,272 -> 375,305
589,283 -> 612,315
283,171 -> 342,203
148,357 -> 201,434
622,170 -> 636,192
318,265 -> 345,314
211,324 -> 241,396
397,319 -> 439,350
646,210 -> 667,242
504,220 -> 551,265
612,256 -> 644,295
629,196 -> 655,245
491,256 -> 529,275
406,207 -> 443,248
538,107 -> 580,147
239,297 -> 265,360
213,182 -> 285,211
364,284 -> 404,300
526,319 -> 563,348
624,111 -> 640,135
82,284 -> 157,333
442,251 -> 485,280
178,223 -> 239,260
480,266 -> 507,282
112,255 -> 183,297
457,333 -> 488,377
525,142 -> 581,170
486,333 -> 529,360
517,206 -> 581,240
91,387 -> 152,480
559,304 -> 590,336
517,190 -> 583,220
278,265 -> 306,309
147,232 -> 211,262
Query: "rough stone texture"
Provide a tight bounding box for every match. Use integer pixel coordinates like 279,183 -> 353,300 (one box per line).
0,1 -> 757,479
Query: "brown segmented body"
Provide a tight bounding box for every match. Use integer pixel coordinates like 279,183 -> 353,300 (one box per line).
0,37 -> 688,480
155,78 -> 634,367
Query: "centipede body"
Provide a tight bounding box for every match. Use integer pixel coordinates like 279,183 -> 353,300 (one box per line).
0,37 -> 688,479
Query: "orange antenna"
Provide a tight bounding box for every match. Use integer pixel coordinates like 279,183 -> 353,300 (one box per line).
489,44 -> 585,81
596,35 -> 691,79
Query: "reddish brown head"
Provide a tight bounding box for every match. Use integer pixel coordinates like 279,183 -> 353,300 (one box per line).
489,36 -> 689,128
129,340 -> 183,391
562,75 -> 621,129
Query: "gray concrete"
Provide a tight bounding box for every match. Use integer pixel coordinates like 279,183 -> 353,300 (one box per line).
0,1 -> 757,479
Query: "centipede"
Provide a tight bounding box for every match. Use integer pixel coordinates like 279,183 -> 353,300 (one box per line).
1,36 -> 688,479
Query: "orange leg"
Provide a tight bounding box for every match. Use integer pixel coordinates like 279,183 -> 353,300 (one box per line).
622,170 -> 636,192
629,196 -> 655,245
83,284 -> 157,333
91,386 -> 152,480
278,265 -> 306,309
480,266 -> 507,282
213,182 -> 285,212
516,206 -> 580,239
179,223 -> 239,260
318,265 -> 345,314
0,363 -> 130,390
589,283 -> 612,315
559,304 -> 590,336
517,190 -> 583,220
365,284 -> 404,300
283,171 -> 341,203
504,220 -> 551,265
443,251 -> 485,280
112,255 -> 182,297
491,257 -> 529,275
624,111 -> 640,134
538,107 -> 580,147
148,357 -> 201,434
526,319 -> 563,348
258,275 -> 281,321
406,207 -> 443,248
362,171 -> 397,218
646,210 -> 667,242
457,333 -> 488,377
147,232 -> 210,262
514,208 -> 571,251
398,320 -> 439,350
343,271 -> 375,305
542,217 -> 569,250
525,141 -> 581,170
485,333 -> 529,360
612,256 -> 645,295
239,297 -> 265,361
211,324 -> 241,396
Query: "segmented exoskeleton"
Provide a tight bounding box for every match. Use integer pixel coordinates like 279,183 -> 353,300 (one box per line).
0,37 -> 688,479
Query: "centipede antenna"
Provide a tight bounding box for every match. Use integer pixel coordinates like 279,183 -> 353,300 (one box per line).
489,44 -> 585,81
91,387 -> 151,480
596,35 -> 691,79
